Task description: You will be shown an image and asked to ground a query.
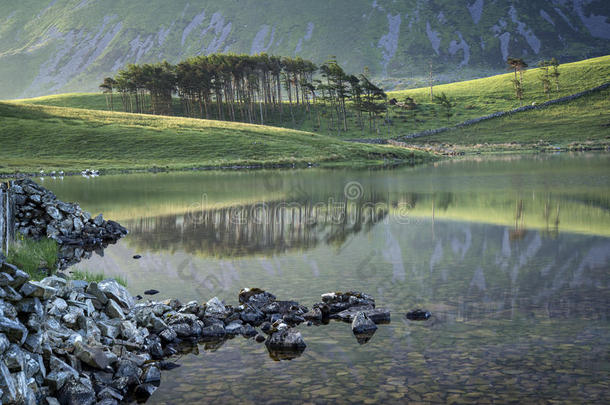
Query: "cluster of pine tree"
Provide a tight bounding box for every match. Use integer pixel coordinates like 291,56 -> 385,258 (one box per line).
100,54 -> 389,134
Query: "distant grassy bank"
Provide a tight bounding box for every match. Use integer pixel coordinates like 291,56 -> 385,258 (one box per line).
13,56 -> 610,146
0,102 -> 432,176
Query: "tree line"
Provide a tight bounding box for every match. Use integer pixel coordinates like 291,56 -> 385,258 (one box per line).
100,54 -> 389,134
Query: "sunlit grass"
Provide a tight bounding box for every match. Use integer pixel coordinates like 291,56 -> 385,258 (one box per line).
0,101 -> 432,175
6,237 -> 58,279
402,87 -> 610,145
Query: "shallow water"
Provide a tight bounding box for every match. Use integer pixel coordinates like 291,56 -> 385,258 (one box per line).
42,153 -> 609,403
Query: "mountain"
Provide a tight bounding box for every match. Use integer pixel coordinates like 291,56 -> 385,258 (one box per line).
1,0 -> 609,99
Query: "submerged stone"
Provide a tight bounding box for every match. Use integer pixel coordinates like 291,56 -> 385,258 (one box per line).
334,306 -> 391,324
406,309 -> 431,321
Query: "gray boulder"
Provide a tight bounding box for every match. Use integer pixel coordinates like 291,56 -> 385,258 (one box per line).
0,333 -> 10,354
114,359 -> 142,380
19,281 -> 57,300
141,366 -> 161,386
134,383 -> 157,402
4,344 -> 25,372
351,312 -> 378,334
265,328 -> 306,351
201,323 -> 226,339
45,206 -> 63,221
0,316 -> 28,345
224,322 -> 243,336
57,378 -> 96,405
9,270 -> 30,290
104,299 -> 125,320
0,361 -> 16,403
74,342 -> 114,370
204,297 -> 229,318
93,214 -> 104,227
97,280 -> 133,309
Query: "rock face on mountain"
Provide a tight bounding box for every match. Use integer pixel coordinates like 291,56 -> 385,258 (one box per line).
0,0 -> 608,98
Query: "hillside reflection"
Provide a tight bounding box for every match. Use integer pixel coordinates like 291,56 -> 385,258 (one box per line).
124,196 -> 389,257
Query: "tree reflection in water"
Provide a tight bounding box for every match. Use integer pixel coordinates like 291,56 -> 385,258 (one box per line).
124,195 -> 390,257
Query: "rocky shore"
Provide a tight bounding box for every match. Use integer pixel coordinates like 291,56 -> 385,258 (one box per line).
0,179 -> 395,404
0,258 -> 390,404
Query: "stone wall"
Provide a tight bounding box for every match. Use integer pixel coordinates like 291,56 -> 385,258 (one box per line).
3,180 -> 127,269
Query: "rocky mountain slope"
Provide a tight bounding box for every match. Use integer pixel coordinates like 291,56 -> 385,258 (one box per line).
0,0 -> 608,98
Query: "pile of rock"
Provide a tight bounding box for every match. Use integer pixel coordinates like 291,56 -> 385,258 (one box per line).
309,291 -> 391,344
0,257 -> 155,404
5,180 -> 127,268
0,252 -> 392,404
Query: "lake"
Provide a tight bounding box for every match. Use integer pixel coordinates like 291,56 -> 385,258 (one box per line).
42,153 -> 609,404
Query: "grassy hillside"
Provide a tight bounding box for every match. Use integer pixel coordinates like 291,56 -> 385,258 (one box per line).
389,55 -> 610,128
1,0 -> 608,98
0,102 -> 431,175
14,56 -> 610,145
400,86 -> 610,147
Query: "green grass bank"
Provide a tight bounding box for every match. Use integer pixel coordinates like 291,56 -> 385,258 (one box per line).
0,102 -> 432,176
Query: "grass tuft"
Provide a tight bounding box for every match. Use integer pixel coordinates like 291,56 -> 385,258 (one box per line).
7,237 -> 58,279
69,269 -> 128,287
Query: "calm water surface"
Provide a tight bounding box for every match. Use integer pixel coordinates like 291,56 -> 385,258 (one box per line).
43,153 -> 609,404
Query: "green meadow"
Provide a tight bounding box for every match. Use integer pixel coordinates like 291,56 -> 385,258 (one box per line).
0,101 -> 431,175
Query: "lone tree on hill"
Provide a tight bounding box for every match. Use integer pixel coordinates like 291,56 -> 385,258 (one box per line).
433,92 -> 455,123
537,60 -> 552,99
550,57 -> 561,91
507,57 -> 528,100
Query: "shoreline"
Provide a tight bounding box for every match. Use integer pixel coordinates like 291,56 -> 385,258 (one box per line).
0,157 -> 426,180
3,145 -> 608,181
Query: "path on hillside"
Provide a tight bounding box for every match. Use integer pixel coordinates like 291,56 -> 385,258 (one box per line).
347,82 -> 610,145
